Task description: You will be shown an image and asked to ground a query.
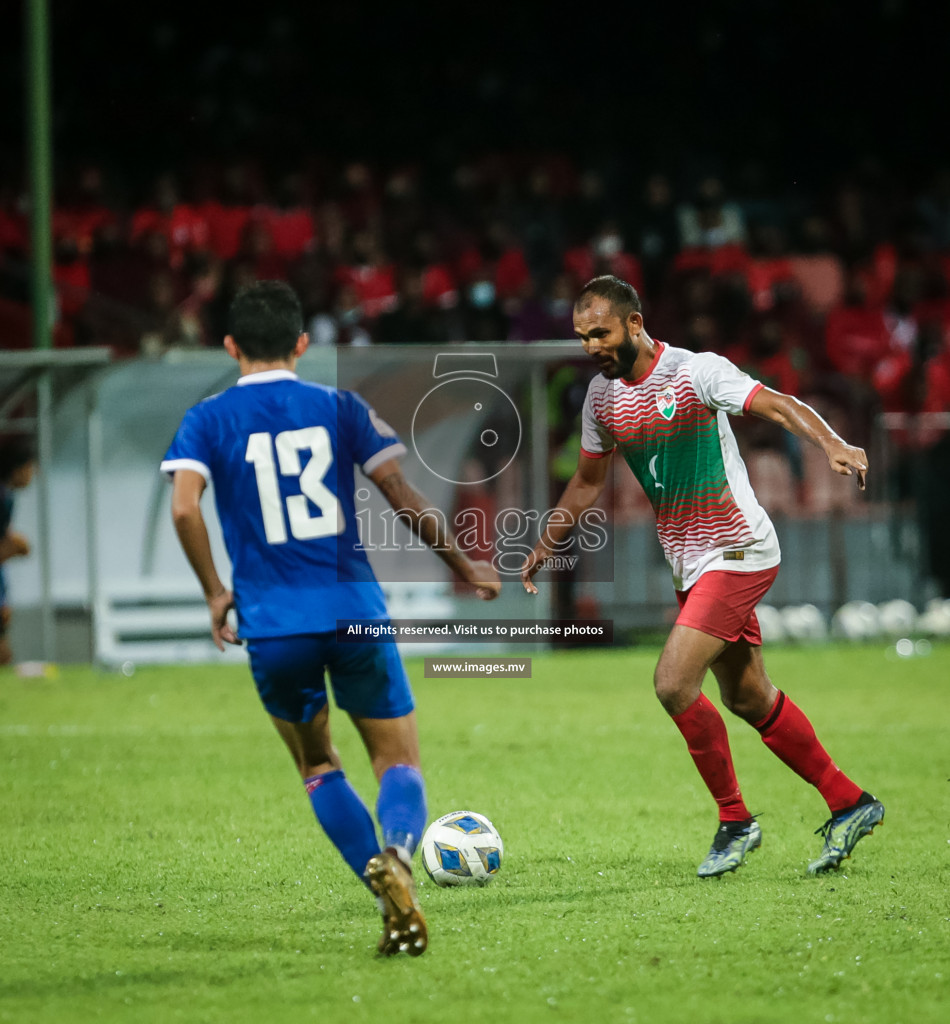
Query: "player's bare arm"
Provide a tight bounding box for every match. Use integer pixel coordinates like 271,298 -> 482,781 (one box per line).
749,387 -> 868,490
369,459 -> 501,601
0,529 -> 30,562
170,468 -> 238,649
521,451 -> 612,594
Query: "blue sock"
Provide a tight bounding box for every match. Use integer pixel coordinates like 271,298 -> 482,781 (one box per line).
304,770 -> 380,880
376,764 -> 427,856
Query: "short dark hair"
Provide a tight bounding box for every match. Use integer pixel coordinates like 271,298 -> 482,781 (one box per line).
0,434 -> 35,481
228,280 -> 304,360
575,275 -> 642,322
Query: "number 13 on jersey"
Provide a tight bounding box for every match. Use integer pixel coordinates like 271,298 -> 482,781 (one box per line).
245,426 -> 343,544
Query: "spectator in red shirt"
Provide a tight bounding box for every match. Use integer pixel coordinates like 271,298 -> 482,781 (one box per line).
824,269 -> 889,380
873,319 -> 950,595
132,174 -> 213,268
727,314 -> 808,398
260,173 -> 316,260
336,230 -> 399,319
563,221 -> 643,295
412,232 -> 459,310
234,219 -> 288,281
486,221 -> 530,301
873,320 -> 950,448
52,236 -> 90,332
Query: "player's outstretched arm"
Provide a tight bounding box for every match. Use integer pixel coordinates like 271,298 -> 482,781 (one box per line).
368,460 -> 501,601
170,469 -> 239,650
748,387 -> 868,490
521,451 -> 612,594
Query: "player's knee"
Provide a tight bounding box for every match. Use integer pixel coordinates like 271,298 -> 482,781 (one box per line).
719,689 -> 748,718
720,682 -> 775,723
654,658 -> 707,715
653,664 -> 683,714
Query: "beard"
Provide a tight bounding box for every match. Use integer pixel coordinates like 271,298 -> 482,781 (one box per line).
598,328 -> 639,379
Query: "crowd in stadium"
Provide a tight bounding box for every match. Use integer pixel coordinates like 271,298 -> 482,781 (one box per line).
2,152 -> 950,523
3,154 -> 950,425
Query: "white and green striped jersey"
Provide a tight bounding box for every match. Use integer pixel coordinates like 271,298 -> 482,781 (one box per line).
581,342 -> 781,590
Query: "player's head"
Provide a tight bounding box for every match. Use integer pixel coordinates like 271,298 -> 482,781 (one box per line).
573,275 -> 644,380
0,435 -> 36,489
227,280 -> 305,361
575,275 -> 642,322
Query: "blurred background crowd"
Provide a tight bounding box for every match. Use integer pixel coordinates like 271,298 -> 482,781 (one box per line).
2,1 -> 949,545
3,153 -> 950,497
4,153 -> 950,408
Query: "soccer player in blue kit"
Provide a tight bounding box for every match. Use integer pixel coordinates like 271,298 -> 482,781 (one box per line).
161,281 -> 500,957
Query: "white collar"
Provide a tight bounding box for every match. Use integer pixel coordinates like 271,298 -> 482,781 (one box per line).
236,369 -> 299,386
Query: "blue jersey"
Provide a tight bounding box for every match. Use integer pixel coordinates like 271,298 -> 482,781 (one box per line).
161,369 -> 406,638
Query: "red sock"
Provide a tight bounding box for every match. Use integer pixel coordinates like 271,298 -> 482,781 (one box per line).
671,694 -> 750,822
754,692 -> 863,813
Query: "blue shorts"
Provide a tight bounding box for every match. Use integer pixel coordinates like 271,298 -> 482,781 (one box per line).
245,633 -> 414,723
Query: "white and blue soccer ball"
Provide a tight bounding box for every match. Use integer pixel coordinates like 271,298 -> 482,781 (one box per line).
421,810 -> 503,887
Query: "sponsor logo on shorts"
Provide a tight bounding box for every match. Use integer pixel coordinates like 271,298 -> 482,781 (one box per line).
723,551 -> 745,560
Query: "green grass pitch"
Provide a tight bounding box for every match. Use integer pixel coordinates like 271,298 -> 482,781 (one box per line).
1,644 -> 948,1024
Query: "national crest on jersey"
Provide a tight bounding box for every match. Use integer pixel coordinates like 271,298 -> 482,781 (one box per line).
580,343 -> 780,590
656,384 -> 677,420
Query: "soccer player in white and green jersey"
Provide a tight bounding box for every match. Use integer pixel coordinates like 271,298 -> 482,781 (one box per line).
521,275 -> 884,878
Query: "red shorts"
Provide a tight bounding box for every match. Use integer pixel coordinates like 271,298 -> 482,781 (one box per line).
674,566 -> 780,645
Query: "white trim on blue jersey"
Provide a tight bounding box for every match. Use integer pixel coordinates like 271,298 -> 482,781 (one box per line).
236,369 -> 299,386
160,456 -> 211,481
362,443 -> 408,476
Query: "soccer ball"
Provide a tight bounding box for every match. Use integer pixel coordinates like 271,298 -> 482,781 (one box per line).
781,603 -> 828,641
876,599 -> 917,637
831,600 -> 881,641
917,598 -> 950,637
420,810 -> 503,887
